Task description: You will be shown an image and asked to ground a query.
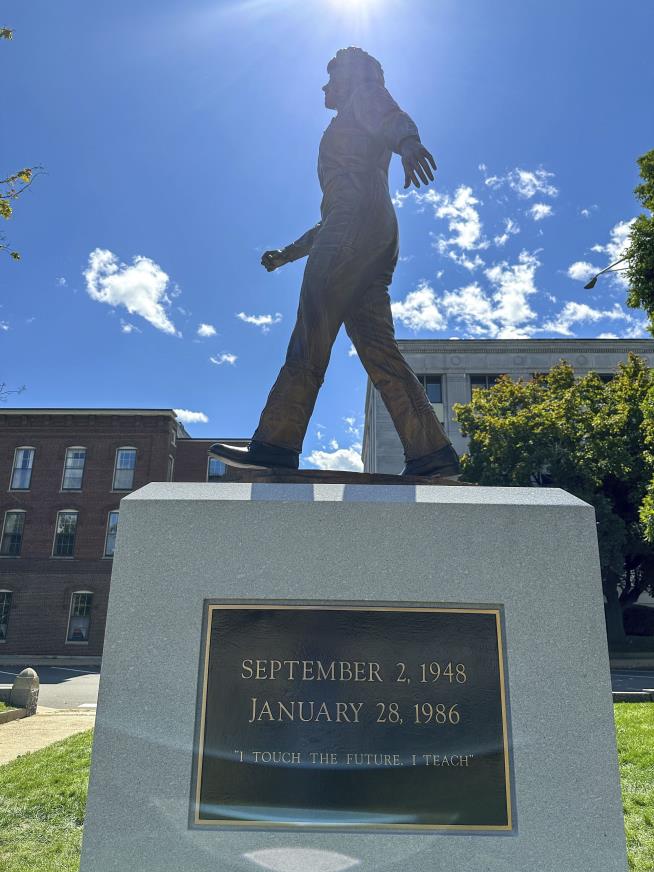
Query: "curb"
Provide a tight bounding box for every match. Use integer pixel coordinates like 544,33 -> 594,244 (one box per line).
612,691 -> 654,702
0,707 -> 27,726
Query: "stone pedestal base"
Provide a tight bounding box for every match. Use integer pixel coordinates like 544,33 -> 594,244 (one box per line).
81,483 -> 627,872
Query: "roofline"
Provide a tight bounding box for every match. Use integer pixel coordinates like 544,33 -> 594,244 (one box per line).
177,437 -> 248,443
396,338 -> 654,349
0,408 -> 179,417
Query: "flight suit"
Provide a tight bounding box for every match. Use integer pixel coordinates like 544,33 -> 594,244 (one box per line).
252,81 -> 452,462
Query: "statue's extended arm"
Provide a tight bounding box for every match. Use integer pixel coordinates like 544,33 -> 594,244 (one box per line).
351,83 -> 436,190
261,222 -> 322,272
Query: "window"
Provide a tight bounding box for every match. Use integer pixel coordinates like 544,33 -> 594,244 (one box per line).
104,511 -> 119,557
10,447 -> 35,490
415,374 -> 444,423
0,591 -> 12,641
167,455 -> 175,482
470,374 -> 503,396
62,447 -> 86,490
53,511 -> 79,557
596,373 -> 615,383
207,457 -> 226,481
66,591 -> 92,643
113,448 -> 136,490
1,511 -> 25,557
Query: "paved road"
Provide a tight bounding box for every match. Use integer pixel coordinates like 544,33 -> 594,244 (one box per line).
611,668 -> 654,692
0,665 -> 652,710
0,664 -> 100,710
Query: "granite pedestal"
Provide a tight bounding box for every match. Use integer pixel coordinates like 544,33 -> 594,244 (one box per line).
80,482 -> 627,872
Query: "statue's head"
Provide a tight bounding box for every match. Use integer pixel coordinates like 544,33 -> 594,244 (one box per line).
323,47 -> 384,110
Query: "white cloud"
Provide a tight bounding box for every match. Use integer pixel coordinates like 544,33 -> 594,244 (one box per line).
0,321 -> 9,332
392,252 -> 541,339
210,352 -> 237,365
391,251 -> 543,340
494,218 -> 520,247
440,283 -> 498,337
426,185 -> 488,254
567,219 -> 635,288
580,206 -> 597,218
197,323 -> 217,338
486,167 -> 558,199
597,333 -> 619,339
344,416 -> 361,439
56,276 -> 67,287
84,248 -> 179,335
305,444 -> 363,473
120,320 -> 141,334
347,343 -> 358,357
567,261 -> 599,282
541,302 -> 632,337
482,251 -> 540,337
174,409 -> 209,424
236,311 -> 282,333
329,438 -> 339,450
391,281 -> 446,331
529,203 -> 553,221
446,251 -> 485,271
591,220 -> 634,260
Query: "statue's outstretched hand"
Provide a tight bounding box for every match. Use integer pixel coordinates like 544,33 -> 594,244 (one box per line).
401,138 -> 437,189
261,249 -> 289,272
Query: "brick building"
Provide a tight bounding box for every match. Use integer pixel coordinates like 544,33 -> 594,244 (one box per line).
0,409 -> 244,661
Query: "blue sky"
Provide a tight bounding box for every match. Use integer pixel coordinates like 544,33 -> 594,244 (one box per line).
2,0 -> 653,470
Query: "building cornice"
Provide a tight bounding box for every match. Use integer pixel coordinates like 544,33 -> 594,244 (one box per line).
396,339 -> 654,354
0,408 -> 178,417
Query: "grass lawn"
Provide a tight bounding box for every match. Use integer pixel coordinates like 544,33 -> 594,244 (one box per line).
0,730 -> 91,872
0,707 -> 652,871
616,703 -> 654,870
0,701 -> 18,713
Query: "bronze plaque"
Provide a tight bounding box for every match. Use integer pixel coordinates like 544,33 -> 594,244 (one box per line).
190,603 -> 513,832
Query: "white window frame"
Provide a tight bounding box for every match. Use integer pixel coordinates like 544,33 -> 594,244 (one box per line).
52,509 -> 79,558
104,510 -> 119,558
0,589 -> 13,643
112,446 -> 137,491
207,456 -> 227,481
60,446 -> 87,491
167,454 -> 175,482
9,446 -> 35,491
65,590 -> 93,645
0,509 -> 26,558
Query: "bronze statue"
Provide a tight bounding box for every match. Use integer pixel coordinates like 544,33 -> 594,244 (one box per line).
211,47 -> 459,477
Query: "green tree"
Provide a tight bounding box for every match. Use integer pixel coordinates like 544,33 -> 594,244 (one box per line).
1,26 -> 39,260
625,149 -> 654,330
454,355 -> 654,643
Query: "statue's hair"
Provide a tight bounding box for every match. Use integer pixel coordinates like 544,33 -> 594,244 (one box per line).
327,47 -> 385,86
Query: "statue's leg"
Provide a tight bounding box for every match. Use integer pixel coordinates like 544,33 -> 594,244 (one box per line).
253,228 -> 364,453
344,273 -> 452,462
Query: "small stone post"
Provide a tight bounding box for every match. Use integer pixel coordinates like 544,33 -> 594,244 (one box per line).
9,667 -> 39,716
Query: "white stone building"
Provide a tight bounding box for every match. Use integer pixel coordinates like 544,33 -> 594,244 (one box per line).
362,338 -> 654,474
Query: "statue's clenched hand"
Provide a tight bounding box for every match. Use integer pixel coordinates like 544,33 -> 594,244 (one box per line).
400,137 -> 436,189
261,249 -> 289,272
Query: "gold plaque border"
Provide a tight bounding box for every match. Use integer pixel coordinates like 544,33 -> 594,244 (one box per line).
191,603 -> 514,833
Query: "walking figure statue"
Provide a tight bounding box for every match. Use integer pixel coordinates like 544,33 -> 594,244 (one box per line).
211,47 -> 460,478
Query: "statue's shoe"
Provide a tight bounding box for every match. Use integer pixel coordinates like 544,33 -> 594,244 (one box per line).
401,444 -> 460,478
209,440 -> 299,470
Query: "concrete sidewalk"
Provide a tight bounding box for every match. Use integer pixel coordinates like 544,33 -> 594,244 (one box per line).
0,706 -> 95,766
